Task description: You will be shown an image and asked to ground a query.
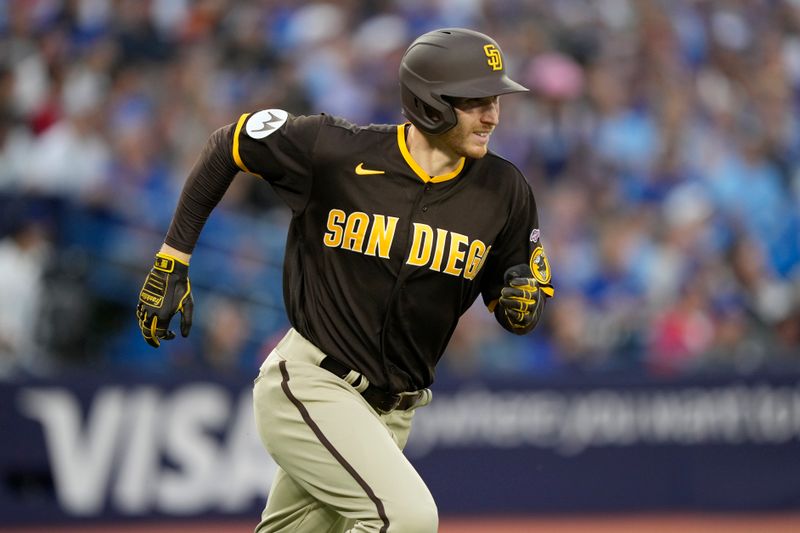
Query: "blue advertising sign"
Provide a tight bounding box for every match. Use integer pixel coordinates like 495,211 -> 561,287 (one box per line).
2,371 -> 799,525
410,372 -> 800,514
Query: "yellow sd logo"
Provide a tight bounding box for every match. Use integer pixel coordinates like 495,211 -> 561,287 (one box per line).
483,44 -> 502,71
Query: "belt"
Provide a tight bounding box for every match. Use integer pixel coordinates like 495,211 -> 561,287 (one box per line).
319,356 -> 424,414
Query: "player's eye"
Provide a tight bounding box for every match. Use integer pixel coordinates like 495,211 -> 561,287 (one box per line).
449,96 -> 498,111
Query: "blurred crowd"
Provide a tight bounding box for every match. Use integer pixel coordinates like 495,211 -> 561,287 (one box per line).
1,0 -> 799,381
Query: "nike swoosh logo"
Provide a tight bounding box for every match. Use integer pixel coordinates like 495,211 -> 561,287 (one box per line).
355,163 -> 385,175
250,111 -> 283,133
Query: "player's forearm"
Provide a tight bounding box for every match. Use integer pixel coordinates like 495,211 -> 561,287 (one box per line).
164,124 -> 239,254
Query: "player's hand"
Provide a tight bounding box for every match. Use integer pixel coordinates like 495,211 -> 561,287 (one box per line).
136,252 -> 193,347
498,264 -> 542,329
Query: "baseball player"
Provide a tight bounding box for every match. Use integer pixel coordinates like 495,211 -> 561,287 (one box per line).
136,28 -> 553,532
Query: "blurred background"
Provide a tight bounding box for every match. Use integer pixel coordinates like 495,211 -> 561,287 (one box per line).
1,0 -> 800,531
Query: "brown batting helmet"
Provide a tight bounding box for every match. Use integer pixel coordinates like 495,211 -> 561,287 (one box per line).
399,28 -> 528,134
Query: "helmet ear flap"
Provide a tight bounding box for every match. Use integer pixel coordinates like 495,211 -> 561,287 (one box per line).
400,83 -> 457,135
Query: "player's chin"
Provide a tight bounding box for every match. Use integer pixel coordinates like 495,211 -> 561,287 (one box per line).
463,144 -> 489,159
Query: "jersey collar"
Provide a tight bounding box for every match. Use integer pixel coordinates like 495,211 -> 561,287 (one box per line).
397,124 -> 465,183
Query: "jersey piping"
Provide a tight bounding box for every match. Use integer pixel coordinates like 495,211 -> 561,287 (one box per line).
233,113 -> 261,176
396,124 -> 465,183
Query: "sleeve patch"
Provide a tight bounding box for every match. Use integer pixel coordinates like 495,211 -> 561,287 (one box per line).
245,109 -> 288,139
530,247 -> 552,285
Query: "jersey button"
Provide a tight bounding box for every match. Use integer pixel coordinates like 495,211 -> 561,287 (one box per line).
424,184 -> 431,191
422,206 -> 428,212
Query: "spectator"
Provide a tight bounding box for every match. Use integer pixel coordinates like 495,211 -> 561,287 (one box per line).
0,0 -> 798,379
0,212 -> 52,379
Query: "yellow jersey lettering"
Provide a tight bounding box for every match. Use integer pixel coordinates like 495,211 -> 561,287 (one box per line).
323,209 -> 346,248
342,212 -> 370,252
407,223 -> 433,266
325,209 -> 489,281
443,232 -> 469,276
429,228 -> 449,271
365,214 -> 399,258
463,240 -> 489,280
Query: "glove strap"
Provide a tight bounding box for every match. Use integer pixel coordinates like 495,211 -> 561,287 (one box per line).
154,252 -> 189,272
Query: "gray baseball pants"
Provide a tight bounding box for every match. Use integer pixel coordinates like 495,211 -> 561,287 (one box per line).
252,328 -> 436,533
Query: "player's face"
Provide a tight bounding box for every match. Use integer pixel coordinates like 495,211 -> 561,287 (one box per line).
441,96 -> 500,159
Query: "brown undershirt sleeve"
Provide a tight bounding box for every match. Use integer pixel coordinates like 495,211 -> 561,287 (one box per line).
164,124 -> 238,254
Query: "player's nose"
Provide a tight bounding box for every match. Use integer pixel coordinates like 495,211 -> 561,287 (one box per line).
481,99 -> 500,126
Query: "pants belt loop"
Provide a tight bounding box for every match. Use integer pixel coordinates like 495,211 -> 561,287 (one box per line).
345,369 -> 370,393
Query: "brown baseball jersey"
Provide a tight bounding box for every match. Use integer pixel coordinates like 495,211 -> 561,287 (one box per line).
223,108 -> 551,393
167,108 -> 551,394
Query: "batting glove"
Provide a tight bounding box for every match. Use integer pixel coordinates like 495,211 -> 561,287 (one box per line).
136,252 -> 193,347
496,264 -> 551,333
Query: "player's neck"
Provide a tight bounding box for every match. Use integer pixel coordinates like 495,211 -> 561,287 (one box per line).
406,125 -> 462,177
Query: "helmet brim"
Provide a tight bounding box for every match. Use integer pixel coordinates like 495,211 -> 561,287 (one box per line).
438,74 -> 529,99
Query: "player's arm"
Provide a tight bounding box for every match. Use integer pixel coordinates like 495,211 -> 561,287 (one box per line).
136,124 -> 239,347
136,111 -> 321,347
486,173 -> 554,335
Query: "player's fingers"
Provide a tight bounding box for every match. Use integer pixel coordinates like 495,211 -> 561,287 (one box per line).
501,287 -> 538,303
501,287 -> 521,299
499,296 -> 528,312
509,277 -> 537,289
137,310 -> 158,347
504,308 -> 532,327
520,288 -> 537,302
141,330 -> 157,348
516,311 -> 534,326
180,295 -> 193,338
148,315 -> 162,348
152,315 -> 177,342
141,321 -> 160,348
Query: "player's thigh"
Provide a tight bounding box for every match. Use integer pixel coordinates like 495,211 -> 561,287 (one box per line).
256,466 -> 346,533
254,357 -> 437,531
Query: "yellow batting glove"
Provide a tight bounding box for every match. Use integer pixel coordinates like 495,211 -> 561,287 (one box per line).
496,264 -> 553,333
136,253 -> 193,348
